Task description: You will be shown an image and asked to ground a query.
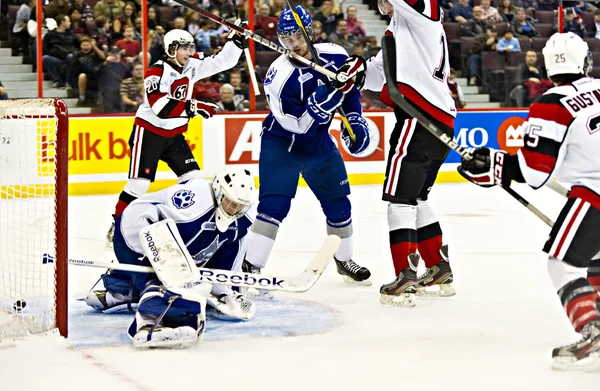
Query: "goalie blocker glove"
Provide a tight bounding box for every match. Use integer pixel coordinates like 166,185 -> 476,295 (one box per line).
457,147 -> 525,188
186,99 -> 218,119
341,113 -> 370,155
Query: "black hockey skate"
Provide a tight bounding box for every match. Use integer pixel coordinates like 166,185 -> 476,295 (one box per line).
552,319 -> 600,371
335,257 -> 372,286
379,253 -> 419,307
417,244 -> 456,297
241,260 -> 273,300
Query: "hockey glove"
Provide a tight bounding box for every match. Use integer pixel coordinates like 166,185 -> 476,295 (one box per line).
333,55 -> 367,92
457,147 -> 510,188
342,114 -> 370,155
185,99 -> 218,119
227,20 -> 248,50
306,84 -> 344,124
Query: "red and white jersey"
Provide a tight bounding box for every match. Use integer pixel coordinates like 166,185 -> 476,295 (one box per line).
518,77 -> 600,197
364,0 -> 456,128
134,41 -> 242,136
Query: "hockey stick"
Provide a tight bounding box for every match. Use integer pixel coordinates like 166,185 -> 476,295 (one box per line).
228,0 -> 260,96
546,180 -> 569,197
283,0 -> 356,142
170,0 -> 337,80
47,235 -> 340,293
380,36 -> 555,228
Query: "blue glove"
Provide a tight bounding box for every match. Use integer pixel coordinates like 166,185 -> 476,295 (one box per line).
307,84 -> 343,124
342,113 -> 370,155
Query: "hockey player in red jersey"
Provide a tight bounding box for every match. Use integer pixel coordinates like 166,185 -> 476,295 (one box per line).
105,29 -> 246,247
335,0 -> 456,306
459,32 -> 600,371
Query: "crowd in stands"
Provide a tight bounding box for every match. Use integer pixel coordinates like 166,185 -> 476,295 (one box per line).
2,0 -> 600,112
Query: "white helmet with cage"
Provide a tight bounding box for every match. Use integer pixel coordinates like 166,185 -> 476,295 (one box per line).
211,167 -> 256,232
542,32 -> 592,78
163,29 -> 195,64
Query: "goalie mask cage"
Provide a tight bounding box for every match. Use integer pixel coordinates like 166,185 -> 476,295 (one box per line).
0,99 -> 68,342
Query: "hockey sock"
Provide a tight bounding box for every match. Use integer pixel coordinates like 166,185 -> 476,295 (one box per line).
558,278 -> 600,332
114,191 -> 138,217
416,200 -> 444,268
388,203 -> 417,274
327,221 -> 353,262
245,217 -> 279,269
588,259 -> 600,297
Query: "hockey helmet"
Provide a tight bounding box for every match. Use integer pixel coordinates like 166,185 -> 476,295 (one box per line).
211,167 -> 256,232
164,29 -> 195,59
277,6 -> 313,50
542,32 -> 592,77
377,0 -> 394,16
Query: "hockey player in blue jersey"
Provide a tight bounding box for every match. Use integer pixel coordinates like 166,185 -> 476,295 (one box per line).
242,6 -> 372,287
85,167 -> 257,348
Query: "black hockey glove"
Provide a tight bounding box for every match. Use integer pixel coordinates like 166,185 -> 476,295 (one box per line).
227,20 -> 248,50
342,114 -> 370,155
457,147 -> 511,188
333,55 -> 367,92
185,99 -> 218,119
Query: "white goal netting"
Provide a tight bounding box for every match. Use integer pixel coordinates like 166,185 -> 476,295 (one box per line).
0,99 -> 67,342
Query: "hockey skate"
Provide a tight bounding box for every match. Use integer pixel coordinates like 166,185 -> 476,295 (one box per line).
85,290 -> 137,313
132,325 -> 203,349
335,257 -> 372,286
242,260 -> 274,300
552,320 -> 600,371
105,217 -> 115,250
207,293 -> 256,321
379,253 -> 419,307
416,244 -> 456,297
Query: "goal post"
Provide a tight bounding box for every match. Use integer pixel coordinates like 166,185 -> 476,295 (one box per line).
0,99 -> 68,341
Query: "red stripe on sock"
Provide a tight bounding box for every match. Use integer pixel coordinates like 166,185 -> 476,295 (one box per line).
418,235 -> 443,268
114,199 -> 130,217
565,293 -> 600,332
588,276 -> 600,295
390,241 -> 417,275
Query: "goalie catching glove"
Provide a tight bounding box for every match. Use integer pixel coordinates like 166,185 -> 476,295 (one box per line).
341,113 -> 370,155
186,99 -> 218,119
457,147 -> 514,188
333,55 -> 367,92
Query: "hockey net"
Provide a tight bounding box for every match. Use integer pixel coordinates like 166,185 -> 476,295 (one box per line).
0,99 -> 68,343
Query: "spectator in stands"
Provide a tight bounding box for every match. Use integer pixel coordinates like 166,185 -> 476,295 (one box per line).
301,0 -> 317,15
173,16 -> 187,31
497,29 -> 521,52
93,0 -> 125,22
448,68 -> 466,108
147,5 -> 165,32
534,0 -> 556,11
0,80 -> 7,100
573,2 -> 597,14
515,0 -> 536,15
193,77 -> 222,102
511,7 -> 538,37
556,7 -> 587,38
480,0 -> 502,23
186,12 -> 201,37
364,35 -> 379,55
148,29 -> 163,63
229,69 -> 249,102
460,6 -> 488,37
69,7 -> 87,37
120,62 -> 144,112
216,84 -> 245,112
99,48 -> 127,112
116,25 -> 140,65
467,24 -> 498,86
72,36 -> 105,105
113,1 -> 136,40
509,50 -> 550,107
256,4 -> 278,38
352,42 -> 364,57
28,7 -> 57,71
450,0 -> 472,24
11,0 -> 34,56
195,20 -> 212,54
73,0 -> 94,21
209,0 -> 235,20
590,9 -> 600,39
499,0 -> 516,22
42,14 -> 79,89
312,20 -> 328,43
328,19 -> 359,55
314,0 -> 344,35
270,0 -> 286,18
346,6 -> 365,37
91,15 -> 111,51
45,0 -> 70,20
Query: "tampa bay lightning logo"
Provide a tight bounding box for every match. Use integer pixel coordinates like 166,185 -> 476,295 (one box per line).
265,67 -> 277,86
172,189 -> 195,209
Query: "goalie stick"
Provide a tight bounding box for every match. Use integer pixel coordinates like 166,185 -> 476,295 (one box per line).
46,235 -> 340,293
380,36 -> 555,228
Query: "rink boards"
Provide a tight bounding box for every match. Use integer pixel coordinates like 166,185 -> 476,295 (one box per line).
59,109 -> 528,195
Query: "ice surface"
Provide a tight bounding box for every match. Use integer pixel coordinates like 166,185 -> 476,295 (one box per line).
1,183 -> 599,391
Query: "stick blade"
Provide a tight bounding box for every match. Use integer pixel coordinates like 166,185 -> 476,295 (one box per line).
285,235 -> 341,293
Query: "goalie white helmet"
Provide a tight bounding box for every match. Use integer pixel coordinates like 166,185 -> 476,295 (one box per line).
211,167 -> 255,232
164,29 -> 195,65
542,32 -> 592,78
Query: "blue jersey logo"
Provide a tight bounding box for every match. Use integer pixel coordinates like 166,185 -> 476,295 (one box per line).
172,189 -> 195,209
265,67 -> 277,86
